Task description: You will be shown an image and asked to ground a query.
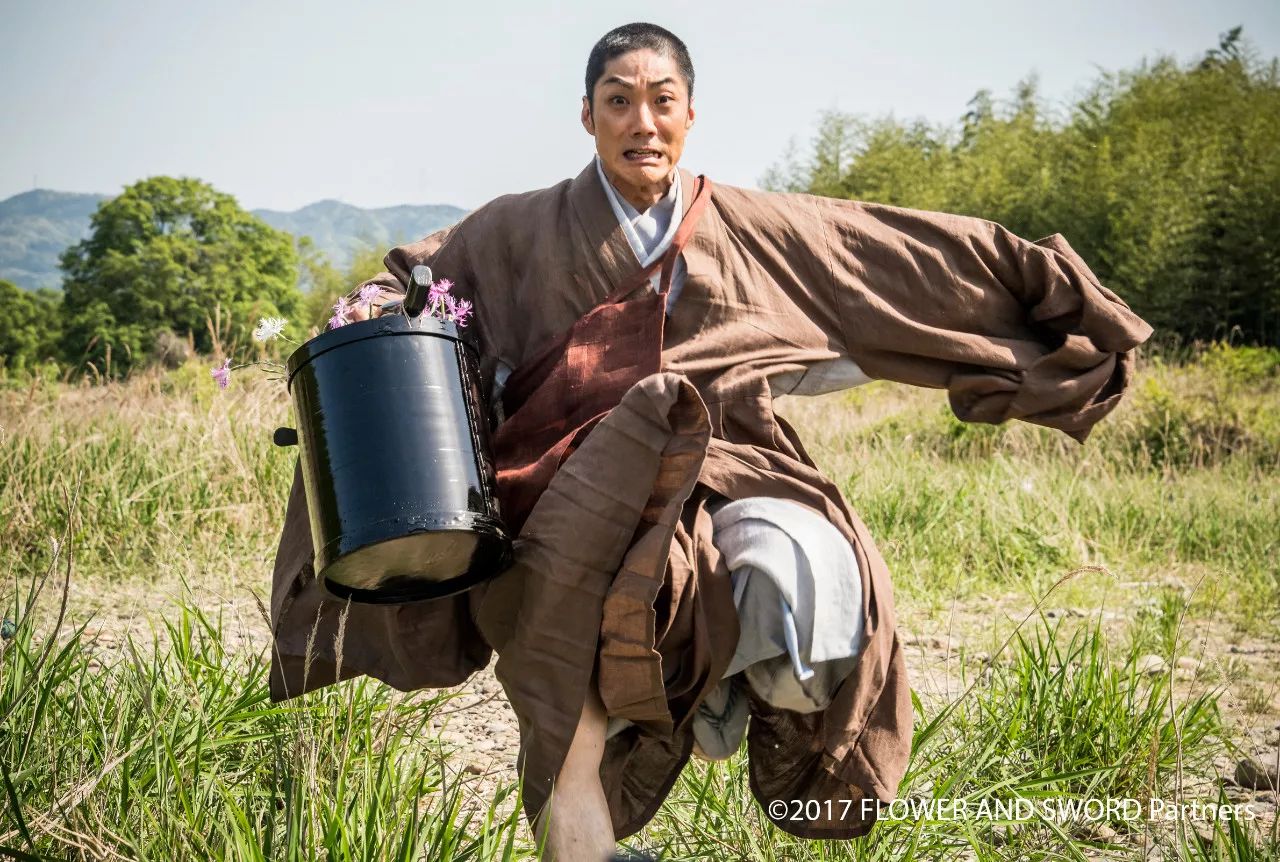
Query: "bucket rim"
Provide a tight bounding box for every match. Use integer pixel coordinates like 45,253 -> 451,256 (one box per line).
285,314 -> 477,387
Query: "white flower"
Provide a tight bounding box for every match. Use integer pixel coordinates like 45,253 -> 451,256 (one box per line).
1020,478 -> 1034,493
252,317 -> 288,342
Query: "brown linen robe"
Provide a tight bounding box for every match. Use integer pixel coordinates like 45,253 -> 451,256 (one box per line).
269,159 -> 1154,839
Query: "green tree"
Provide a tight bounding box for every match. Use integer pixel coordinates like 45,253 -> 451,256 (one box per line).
0,281 -> 63,373
297,239 -> 395,336
58,176 -> 300,377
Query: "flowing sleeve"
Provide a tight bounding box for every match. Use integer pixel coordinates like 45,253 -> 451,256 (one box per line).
802,195 -> 1155,443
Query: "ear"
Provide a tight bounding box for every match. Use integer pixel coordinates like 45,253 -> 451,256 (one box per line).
686,97 -> 696,130
580,96 -> 596,136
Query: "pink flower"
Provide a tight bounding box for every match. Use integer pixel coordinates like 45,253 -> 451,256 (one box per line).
357,284 -> 381,311
211,358 -> 232,389
450,298 -> 473,328
429,279 -> 454,305
328,295 -> 352,330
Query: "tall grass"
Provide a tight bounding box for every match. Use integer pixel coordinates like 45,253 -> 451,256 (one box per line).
1,547 -> 529,860
8,553 -> 1273,860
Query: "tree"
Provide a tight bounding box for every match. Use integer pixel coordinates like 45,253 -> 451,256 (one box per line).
58,176 -> 300,376
0,281 -> 62,373
296,237 -> 392,336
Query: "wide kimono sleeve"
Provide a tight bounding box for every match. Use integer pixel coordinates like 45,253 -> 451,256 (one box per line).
803,194 -> 1155,444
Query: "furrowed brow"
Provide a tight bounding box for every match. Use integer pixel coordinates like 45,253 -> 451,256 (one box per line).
600,76 -> 679,90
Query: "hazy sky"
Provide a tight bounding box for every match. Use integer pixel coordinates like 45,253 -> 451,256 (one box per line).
2,0 -> 1277,211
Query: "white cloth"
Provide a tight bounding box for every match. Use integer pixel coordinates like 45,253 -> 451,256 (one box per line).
680,497 -> 865,757
708,497 -> 865,710
593,154 -> 687,311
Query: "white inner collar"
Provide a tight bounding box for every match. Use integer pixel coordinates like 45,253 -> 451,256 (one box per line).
594,154 -> 683,268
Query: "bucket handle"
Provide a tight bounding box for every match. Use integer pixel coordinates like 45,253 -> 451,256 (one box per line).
404,265 -> 433,317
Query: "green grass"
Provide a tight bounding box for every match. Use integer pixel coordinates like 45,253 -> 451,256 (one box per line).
2,341 -> 1278,859
8,566 -> 1272,860
1,560 -> 529,860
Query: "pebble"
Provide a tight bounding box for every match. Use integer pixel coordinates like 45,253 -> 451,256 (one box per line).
1235,756 -> 1280,791
1088,823 -> 1120,842
1136,654 -> 1168,676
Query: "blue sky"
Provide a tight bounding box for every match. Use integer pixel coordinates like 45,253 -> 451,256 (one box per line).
2,0 -> 1277,211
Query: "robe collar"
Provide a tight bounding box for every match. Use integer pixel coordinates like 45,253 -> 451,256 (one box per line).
568,156 -> 697,300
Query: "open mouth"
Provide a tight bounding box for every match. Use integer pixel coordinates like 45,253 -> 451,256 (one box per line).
624,148 -> 663,162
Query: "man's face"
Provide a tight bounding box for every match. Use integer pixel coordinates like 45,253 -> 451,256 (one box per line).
581,48 -> 695,193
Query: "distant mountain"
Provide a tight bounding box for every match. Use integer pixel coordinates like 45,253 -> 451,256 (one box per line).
0,190 -> 107,289
0,189 -> 468,290
253,199 -> 468,273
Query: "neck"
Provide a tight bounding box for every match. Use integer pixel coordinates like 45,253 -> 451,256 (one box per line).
601,161 -> 674,213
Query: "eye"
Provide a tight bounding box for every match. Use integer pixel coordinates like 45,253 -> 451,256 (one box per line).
610,95 -> 627,106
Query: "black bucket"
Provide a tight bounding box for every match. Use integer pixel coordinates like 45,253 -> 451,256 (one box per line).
282,313 -> 512,603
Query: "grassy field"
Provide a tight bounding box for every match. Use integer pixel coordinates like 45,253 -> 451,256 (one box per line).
1,340 -> 1278,860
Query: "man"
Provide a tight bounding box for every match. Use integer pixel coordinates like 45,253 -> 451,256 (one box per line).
270,22 -> 1153,862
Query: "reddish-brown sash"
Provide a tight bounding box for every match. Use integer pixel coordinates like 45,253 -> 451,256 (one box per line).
490,175 -> 713,535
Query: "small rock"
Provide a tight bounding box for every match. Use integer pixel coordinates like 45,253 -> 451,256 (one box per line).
1045,607 -> 1086,619
463,761 -> 485,775
1089,823 -> 1120,842
1175,656 -> 1200,670
1235,756 -> 1279,791
0,618 -> 16,640
1191,823 -> 1216,848
1136,654 -> 1168,676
